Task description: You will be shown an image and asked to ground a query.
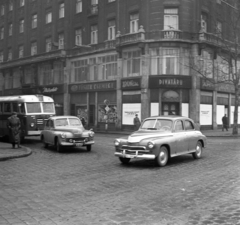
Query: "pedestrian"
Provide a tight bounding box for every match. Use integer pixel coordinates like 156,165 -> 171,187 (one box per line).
222,114 -> 228,131
81,116 -> 86,128
7,112 -> 21,149
133,114 -> 141,130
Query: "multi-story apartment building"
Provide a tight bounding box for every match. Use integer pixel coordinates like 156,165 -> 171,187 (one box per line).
0,0 -> 239,130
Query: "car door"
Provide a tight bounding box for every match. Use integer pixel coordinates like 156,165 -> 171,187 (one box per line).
185,120 -> 198,151
173,120 -> 189,155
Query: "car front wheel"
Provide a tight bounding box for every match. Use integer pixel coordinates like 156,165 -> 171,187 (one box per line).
192,141 -> 202,159
86,145 -> 91,151
41,136 -> 48,148
55,139 -> 62,152
155,146 -> 169,167
119,157 -> 130,164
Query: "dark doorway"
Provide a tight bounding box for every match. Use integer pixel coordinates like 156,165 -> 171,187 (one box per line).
162,102 -> 179,115
89,105 -> 95,127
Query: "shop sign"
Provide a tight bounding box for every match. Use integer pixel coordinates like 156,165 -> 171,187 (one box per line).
69,81 -> 116,93
149,76 -> 192,89
121,78 -> 141,90
3,89 -> 22,96
200,79 -> 215,90
217,83 -> 235,93
201,78 -> 235,93
22,84 -> 64,95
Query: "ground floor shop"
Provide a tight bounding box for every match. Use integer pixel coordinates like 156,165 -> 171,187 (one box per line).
67,75 -> 239,131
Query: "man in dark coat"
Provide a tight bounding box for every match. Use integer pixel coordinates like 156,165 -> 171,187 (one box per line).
222,114 -> 228,131
133,114 -> 141,130
7,112 -> 21,148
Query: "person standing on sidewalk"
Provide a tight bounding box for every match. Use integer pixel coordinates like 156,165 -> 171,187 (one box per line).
133,114 -> 141,130
7,112 -> 21,149
222,114 -> 229,131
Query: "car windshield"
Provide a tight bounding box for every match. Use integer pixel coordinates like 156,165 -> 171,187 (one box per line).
55,119 -> 69,127
141,119 -> 173,131
69,118 -> 82,126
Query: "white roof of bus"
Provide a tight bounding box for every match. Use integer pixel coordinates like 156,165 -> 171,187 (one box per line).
0,95 -> 54,102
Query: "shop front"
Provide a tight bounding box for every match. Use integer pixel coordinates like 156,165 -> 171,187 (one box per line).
22,84 -> 65,115
121,77 -> 142,130
149,75 -> 192,117
69,81 -> 117,131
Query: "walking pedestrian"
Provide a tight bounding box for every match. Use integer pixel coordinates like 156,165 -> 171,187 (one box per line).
133,114 -> 141,130
222,114 -> 228,131
7,112 -> 21,148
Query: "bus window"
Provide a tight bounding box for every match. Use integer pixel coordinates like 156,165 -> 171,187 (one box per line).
4,103 -> 11,113
43,102 -> 55,113
12,103 -> 19,113
19,103 -> 26,114
26,103 -> 41,113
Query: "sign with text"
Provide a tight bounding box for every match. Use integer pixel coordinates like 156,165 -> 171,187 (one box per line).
122,103 -> 141,125
121,78 -> 141,90
149,75 -> 192,89
22,84 -> 65,95
200,78 -> 235,93
69,81 -> 116,93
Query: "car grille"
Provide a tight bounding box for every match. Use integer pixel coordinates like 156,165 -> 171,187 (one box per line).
122,145 -> 146,151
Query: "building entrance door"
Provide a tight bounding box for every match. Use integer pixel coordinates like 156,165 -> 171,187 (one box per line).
162,102 -> 179,115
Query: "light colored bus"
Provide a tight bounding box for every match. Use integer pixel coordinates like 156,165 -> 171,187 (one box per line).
0,95 -> 55,141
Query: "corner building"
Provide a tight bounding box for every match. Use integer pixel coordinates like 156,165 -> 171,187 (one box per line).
0,0 -> 238,131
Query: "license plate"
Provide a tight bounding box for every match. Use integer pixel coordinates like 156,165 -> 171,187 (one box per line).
76,143 -> 82,147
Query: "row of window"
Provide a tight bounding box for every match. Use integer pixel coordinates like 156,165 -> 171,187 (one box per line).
0,0 -> 24,16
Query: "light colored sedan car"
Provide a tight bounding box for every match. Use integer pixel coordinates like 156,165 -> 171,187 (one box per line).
41,116 -> 94,152
114,115 -> 207,167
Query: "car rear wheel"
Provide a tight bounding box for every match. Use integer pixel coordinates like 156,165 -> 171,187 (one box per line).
41,136 -> 48,148
119,157 -> 131,164
86,145 -> 91,151
192,141 -> 202,159
55,139 -> 62,152
155,146 -> 169,167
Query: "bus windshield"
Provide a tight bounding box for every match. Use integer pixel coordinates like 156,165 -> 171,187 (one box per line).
43,103 -> 55,113
26,103 -> 41,113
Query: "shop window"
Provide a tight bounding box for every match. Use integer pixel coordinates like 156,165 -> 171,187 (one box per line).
162,49 -> 179,74
24,67 -> 35,85
123,50 -> 141,77
13,70 -> 21,88
98,54 -> 117,80
98,104 -> 117,123
73,59 -> 88,82
53,62 -> 64,84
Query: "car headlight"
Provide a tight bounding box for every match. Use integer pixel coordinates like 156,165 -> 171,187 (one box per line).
89,131 -> 94,137
30,123 -> 35,127
114,139 -> 121,146
61,133 -> 67,138
147,141 -> 155,149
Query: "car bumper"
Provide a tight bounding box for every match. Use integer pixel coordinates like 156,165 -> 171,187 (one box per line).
115,150 -> 155,159
61,140 -> 95,147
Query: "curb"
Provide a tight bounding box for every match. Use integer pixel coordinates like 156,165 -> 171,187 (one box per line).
0,147 -> 32,161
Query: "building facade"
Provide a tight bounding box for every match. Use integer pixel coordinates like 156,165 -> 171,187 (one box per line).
0,0 -> 239,130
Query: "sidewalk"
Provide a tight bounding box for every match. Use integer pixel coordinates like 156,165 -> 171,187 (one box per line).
0,128 -> 239,161
0,142 -> 32,161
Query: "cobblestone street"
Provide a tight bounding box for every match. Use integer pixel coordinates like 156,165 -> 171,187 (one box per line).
0,134 -> 240,225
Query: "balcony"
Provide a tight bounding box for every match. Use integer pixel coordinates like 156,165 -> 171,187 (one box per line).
116,26 -> 145,46
88,4 -> 98,17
